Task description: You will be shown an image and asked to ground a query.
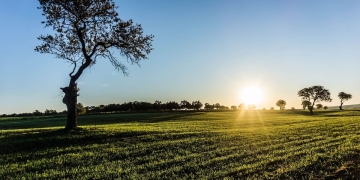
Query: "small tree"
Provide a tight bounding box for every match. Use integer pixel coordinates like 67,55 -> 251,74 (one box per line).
231,106 -> 237,110
276,99 -> 286,110
291,107 -> 295,110
192,100 -> 203,110
323,106 -> 328,110
298,86 -> 332,114
338,92 -> 352,110
180,100 -> 191,110
215,103 -> 221,110
316,104 -> 323,110
35,0 -> 154,130
77,103 -> 86,115
270,107 -> 274,110
204,103 -> 213,110
301,100 -> 311,110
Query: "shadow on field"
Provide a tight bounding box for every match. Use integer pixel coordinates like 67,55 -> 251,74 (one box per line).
0,128 -> 155,163
0,112 -> 203,130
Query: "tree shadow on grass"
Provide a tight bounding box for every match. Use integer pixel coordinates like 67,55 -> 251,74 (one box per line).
0,128 -> 155,163
0,112 -> 204,130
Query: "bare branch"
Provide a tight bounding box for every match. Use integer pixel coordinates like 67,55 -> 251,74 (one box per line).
69,61 -> 77,77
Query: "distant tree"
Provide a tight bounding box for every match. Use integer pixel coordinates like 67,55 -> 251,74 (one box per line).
33,110 -> 42,116
44,109 -> 57,115
180,100 -> 192,110
338,92 -> 352,110
276,99 -> 286,110
263,108 -> 266,110
215,103 -> 221,110
323,106 -> 328,110
301,100 -> 311,110
238,103 -> 245,110
291,107 -> 295,110
166,101 -> 180,111
192,101 -> 203,110
161,103 -> 167,111
298,86 -> 332,114
76,103 -> 86,115
204,103 -> 213,110
218,105 -> 229,110
231,106 -> 238,110
248,104 -> 256,110
35,0 -> 154,130
270,107 -> 274,110
142,102 -> 153,111
153,100 -> 162,111
316,104 -> 323,110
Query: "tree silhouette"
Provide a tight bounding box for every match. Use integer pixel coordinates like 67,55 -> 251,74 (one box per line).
276,99 -> 286,110
215,103 -> 221,110
153,100 -> 162,111
301,100 -> 311,110
35,0 -> 154,130
76,103 -> 86,115
338,92 -> 352,110
180,100 -> 191,110
192,100 -> 203,110
298,86 -> 332,114
316,104 -> 323,110
204,103 -> 213,110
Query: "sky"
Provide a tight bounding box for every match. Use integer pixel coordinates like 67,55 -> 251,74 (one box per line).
1,0 -> 360,114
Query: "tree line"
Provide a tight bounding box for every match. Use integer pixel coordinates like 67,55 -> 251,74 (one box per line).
1,100 -> 230,117
1,86 -> 354,117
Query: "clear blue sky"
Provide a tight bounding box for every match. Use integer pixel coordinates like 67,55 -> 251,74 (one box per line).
1,0 -> 360,114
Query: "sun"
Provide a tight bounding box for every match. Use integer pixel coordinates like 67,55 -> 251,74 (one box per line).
240,86 -> 263,105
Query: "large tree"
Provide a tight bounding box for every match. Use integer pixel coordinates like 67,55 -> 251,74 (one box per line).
298,86 -> 332,114
338,92 -> 352,110
276,99 -> 286,110
35,0 -> 154,130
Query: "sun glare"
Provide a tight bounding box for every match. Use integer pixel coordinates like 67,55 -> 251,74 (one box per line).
240,86 -> 263,105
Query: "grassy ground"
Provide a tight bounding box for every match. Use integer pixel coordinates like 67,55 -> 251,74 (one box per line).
1,110 -> 360,179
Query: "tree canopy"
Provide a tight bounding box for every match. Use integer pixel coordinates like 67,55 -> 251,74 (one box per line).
276,99 -> 286,110
338,92 -> 352,110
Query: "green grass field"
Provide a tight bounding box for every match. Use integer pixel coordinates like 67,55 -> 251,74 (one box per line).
1,110 -> 360,179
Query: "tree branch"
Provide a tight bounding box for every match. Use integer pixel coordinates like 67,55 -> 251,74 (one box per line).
69,61 -> 77,77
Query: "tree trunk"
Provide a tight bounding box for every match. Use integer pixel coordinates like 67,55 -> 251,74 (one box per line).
61,84 -> 78,130
339,101 -> 343,110
309,106 -> 313,115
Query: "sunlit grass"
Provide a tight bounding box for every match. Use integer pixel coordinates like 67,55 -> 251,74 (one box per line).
1,110 -> 360,179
